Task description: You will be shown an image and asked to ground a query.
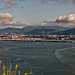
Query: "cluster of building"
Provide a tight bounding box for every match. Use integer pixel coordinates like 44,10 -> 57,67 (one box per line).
0,34 -> 75,41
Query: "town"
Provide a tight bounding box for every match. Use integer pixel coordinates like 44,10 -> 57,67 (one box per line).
0,34 -> 75,42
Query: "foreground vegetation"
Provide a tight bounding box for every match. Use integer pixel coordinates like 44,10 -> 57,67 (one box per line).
0,60 -> 43,75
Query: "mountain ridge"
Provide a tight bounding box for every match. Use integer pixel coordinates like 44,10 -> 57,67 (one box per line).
0,26 -> 72,35
52,28 -> 75,35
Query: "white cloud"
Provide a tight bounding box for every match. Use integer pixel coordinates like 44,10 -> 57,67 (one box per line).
1,13 -> 75,28
0,13 -> 13,24
0,13 -> 13,19
42,21 -> 75,27
56,14 -> 75,23
0,13 -> 26,28
42,14 -> 75,27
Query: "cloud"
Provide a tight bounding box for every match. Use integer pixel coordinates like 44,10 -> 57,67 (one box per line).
0,13 -> 13,24
0,13 -> 26,28
0,13 -> 37,29
0,13 -> 13,19
56,14 -> 75,23
42,14 -> 75,27
42,20 -> 75,27
1,13 -> 75,28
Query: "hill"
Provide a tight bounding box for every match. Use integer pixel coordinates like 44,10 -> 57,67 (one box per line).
52,28 -> 75,35
22,26 -> 70,32
24,29 -> 57,35
0,27 -> 22,35
0,26 -> 71,35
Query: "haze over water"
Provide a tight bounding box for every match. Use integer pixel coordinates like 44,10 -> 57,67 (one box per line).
0,41 -> 75,75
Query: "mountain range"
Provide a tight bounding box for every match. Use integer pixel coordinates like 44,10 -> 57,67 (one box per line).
52,28 -> 75,35
0,26 -> 73,35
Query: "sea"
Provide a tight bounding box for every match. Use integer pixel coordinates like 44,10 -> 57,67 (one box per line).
0,41 -> 75,75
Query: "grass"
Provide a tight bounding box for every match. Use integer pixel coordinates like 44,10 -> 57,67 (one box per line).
0,60 -> 43,75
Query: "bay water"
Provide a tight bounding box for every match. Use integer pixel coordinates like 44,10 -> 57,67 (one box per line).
0,41 -> 75,75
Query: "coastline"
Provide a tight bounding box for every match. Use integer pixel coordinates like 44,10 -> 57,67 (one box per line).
0,39 -> 74,43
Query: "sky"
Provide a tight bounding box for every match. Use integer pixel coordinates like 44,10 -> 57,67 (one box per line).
0,0 -> 75,28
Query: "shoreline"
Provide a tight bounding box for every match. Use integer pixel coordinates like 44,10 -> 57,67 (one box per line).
0,39 -> 74,43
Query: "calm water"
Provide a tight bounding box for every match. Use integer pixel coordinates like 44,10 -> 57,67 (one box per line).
0,41 -> 75,75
